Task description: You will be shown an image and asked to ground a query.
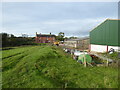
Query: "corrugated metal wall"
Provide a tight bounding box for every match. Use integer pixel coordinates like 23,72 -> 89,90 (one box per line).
118,2 -> 120,47
90,19 -> 119,46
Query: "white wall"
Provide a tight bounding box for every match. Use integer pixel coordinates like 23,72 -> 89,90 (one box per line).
90,44 -> 107,53
90,44 -> 120,53
108,46 -> 120,52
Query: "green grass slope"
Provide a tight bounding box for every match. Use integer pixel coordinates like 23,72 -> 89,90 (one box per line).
2,46 -> 118,88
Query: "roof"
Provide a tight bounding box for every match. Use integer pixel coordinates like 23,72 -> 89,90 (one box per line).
90,19 -> 120,32
65,37 -> 89,41
36,34 -> 56,37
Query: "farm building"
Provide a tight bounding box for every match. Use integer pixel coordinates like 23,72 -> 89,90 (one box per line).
90,19 -> 120,53
64,39 -> 80,48
79,37 -> 90,50
35,32 -> 56,43
64,37 -> 89,49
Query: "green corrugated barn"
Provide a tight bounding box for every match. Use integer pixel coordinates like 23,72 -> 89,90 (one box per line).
90,19 -> 120,52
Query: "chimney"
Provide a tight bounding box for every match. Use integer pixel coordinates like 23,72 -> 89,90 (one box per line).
36,32 -> 37,36
50,32 -> 51,35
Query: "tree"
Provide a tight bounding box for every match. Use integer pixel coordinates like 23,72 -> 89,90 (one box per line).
56,32 -> 65,41
1,33 -> 35,47
58,32 -> 64,37
1,33 -> 12,47
69,36 -> 78,39
64,37 -> 68,40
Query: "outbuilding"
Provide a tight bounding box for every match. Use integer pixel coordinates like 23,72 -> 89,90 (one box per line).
64,37 -> 89,49
90,19 -> 120,53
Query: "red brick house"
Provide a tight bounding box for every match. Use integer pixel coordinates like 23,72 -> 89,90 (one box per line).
35,32 -> 56,43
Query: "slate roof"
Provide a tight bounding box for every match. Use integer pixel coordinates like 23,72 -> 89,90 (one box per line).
36,34 -> 56,37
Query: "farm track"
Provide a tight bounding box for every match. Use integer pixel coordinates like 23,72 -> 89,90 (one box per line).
2,46 -> 39,59
3,46 -> 48,72
2,53 -> 29,72
1,46 -> 36,59
2,52 -> 26,60
2,46 -> 41,72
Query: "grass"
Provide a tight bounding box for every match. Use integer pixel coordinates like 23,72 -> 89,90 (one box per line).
1,45 -> 118,88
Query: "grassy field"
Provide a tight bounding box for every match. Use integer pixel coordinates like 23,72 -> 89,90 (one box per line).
1,45 -> 118,88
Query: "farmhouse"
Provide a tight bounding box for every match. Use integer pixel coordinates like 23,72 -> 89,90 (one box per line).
90,19 -> 120,53
35,32 -> 56,43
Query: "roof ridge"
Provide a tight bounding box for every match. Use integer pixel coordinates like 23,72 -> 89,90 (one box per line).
90,18 -> 119,32
107,19 -> 120,20
37,34 -> 55,35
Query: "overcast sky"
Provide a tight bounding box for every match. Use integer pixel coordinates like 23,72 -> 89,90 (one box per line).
1,2 -> 118,37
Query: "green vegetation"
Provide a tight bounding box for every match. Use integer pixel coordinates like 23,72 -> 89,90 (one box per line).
1,46 -> 118,88
56,32 -> 65,41
1,33 -> 35,47
108,52 -> 119,60
101,52 -> 119,60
